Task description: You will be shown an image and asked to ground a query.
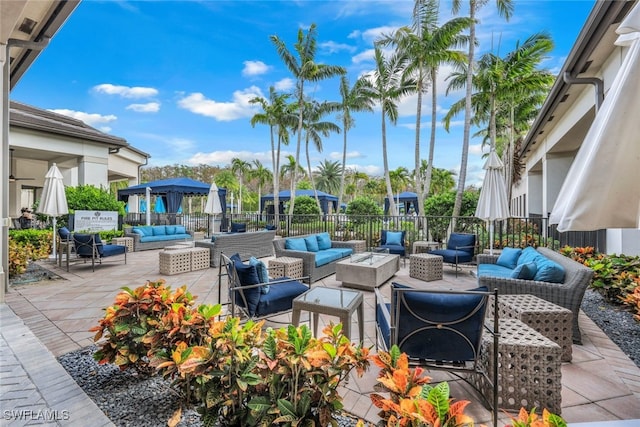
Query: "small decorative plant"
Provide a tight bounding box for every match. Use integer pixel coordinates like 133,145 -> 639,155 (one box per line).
370,345 -> 474,427
505,407 -> 567,427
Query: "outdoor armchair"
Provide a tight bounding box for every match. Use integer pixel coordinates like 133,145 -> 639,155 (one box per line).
430,232 -> 476,276
375,283 -> 499,427
376,230 -> 406,256
72,233 -> 127,272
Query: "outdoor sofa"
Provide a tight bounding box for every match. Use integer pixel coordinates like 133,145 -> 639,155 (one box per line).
476,246 -> 594,343
195,230 -> 276,267
124,225 -> 194,251
272,232 -> 358,283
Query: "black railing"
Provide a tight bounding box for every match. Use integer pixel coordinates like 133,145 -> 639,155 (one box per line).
124,213 -> 605,253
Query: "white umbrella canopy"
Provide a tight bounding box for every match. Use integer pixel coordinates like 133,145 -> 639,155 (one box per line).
475,150 -> 510,254
204,182 -> 223,233
550,4 -> 640,231
37,163 -> 69,260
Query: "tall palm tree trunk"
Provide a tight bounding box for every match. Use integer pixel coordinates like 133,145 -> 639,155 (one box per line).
382,111 -> 396,217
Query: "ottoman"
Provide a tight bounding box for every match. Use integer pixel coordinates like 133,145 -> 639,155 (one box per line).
409,253 -> 443,281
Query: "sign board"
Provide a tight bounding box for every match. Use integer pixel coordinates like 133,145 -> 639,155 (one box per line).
73,210 -> 119,232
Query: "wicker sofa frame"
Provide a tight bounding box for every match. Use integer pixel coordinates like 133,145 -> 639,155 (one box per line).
272,234 -> 359,284
195,230 -> 276,267
477,246 -> 594,344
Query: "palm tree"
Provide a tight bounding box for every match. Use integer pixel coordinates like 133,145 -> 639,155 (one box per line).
337,75 -> 375,211
364,45 -> 414,217
301,100 -> 341,210
270,24 -> 345,214
450,0 -> 513,221
249,160 -> 273,214
231,158 -> 251,214
250,87 -> 297,225
280,154 -> 306,201
380,0 -> 471,216
389,166 -> 412,211
315,159 -> 342,196
430,167 -> 456,195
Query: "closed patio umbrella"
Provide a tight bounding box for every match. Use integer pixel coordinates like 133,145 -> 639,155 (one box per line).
37,163 -> 69,261
475,150 -> 510,254
550,3 -> 640,231
204,182 -> 223,234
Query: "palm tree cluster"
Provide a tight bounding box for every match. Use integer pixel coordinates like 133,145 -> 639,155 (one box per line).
143,0 -> 554,219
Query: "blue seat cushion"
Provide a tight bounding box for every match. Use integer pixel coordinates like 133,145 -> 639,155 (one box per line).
332,247 -> 353,258
285,238 -> 307,251
497,247 -> 522,269
139,234 -> 191,243
304,236 -> 319,252
102,244 -> 126,257
429,248 -> 473,264
511,261 -> 538,280
233,258 -> 261,315
391,282 -> 486,362
314,250 -> 340,267
254,277 -> 308,317
378,244 -> 405,256
316,232 -> 332,250
376,302 -> 392,349
477,263 -> 514,278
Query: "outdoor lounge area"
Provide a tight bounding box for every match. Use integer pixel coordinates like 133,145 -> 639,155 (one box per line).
3,247 -> 640,426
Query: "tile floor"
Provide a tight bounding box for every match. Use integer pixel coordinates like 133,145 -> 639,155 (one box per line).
3,248 -> 640,426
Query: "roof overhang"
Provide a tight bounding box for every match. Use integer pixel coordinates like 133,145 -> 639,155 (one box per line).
2,0 -> 80,90
520,0 -> 636,158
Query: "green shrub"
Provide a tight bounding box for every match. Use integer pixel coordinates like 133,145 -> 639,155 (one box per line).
346,196 -> 383,225
423,190 -> 479,241
291,195 -> 320,223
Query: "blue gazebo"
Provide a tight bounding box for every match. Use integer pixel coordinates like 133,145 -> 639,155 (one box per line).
384,191 -> 420,215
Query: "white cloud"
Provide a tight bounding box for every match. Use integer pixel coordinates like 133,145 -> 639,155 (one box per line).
350,164 -> 382,176
93,83 -> 158,99
328,151 -> 365,160
320,41 -> 357,54
242,60 -> 270,77
188,149 -> 294,168
352,49 -> 376,64
49,109 -> 117,128
126,102 -> 160,113
275,78 -> 294,91
177,86 -> 264,121
359,26 -> 399,44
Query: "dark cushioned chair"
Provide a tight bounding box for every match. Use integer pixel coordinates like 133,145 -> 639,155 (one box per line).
375,283 -> 499,426
220,253 -> 309,320
376,230 -> 406,256
72,233 -> 127,272
429,232 -> 476,276
230,222 -> 247,233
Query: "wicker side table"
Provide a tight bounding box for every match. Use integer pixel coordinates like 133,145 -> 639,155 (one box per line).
346,240 -> 367,253
111,237 -> 134,253
190,247 -> 210,271
269,257 -> 304,279
472,319 -> 562,414
159,249 -> 192,275
409,253 -> 443,281
489,294 -> 573,361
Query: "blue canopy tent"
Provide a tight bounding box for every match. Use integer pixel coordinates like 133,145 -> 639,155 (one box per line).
118,178 -> 227,225
384,191 -> 420,215
260,190 -> 338,215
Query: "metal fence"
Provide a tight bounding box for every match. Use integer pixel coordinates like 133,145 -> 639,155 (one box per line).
124,212 -> 606,254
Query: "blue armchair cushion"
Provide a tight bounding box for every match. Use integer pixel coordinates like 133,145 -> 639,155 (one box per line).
58,226 -> 71,240
254,277 -> 307,318
385,231 -> 403,246
285,238 -> 307,251
233,258 -> 261,315
511,261 -> 538,280
316,232 -> 332,250
497,247 -> 522,269
446,233 -> 476,255
304,236 -> 320,252
391,282 -> 486,362
249,256 -> 270,294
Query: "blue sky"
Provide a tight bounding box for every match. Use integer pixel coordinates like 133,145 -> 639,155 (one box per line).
11,0 -> 595,187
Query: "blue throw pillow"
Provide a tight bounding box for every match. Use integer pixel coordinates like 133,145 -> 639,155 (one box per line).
316,232 -> 332,250
497,247 -> 522,269
533,259 -> 565,283
386,231 -> 403,246
249,256 -> 270,294
285,238 -> 308,251
510,261 -> 538,280
58,227 -> 71,240
304,236 -> 319,252
517,246 -> 541,266
233,258 -> 261,315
